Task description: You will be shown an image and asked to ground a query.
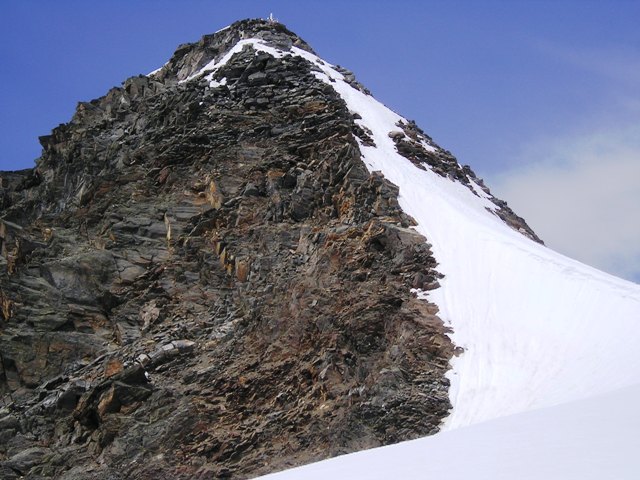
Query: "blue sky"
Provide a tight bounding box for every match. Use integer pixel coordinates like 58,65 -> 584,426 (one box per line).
1,0 -> 639,281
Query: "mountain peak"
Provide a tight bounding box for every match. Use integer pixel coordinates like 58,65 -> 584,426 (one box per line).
1,18 -> 638,480
153,18 -> 315,83
1,19 -> 457,477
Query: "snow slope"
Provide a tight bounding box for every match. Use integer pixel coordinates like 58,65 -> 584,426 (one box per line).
255,384 -> 640,480
174,32 -> 640,459
314,64 -> 640,429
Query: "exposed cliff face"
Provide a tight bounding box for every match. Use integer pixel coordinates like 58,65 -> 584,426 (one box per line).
0,19 -> 461,479
0,17 -> 547,479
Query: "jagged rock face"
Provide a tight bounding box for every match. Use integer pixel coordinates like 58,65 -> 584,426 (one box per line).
0,20 -> 454,479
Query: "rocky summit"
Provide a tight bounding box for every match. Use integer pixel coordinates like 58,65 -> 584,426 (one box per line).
0,19 -> 538,479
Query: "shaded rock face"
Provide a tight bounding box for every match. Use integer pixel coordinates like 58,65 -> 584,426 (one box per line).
0,19 -> 457,479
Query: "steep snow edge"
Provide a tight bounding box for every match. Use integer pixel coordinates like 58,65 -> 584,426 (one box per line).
174,37 -> 640,430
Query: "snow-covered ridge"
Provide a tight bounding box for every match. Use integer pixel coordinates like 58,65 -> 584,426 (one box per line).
173,36 -> 640,431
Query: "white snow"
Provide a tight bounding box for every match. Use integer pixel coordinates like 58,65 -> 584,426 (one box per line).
147,62 -> 168,77
204,75 -> 227,88
182,37 -> 640,466
255,384 -> 640,480
467,177 -> 494,202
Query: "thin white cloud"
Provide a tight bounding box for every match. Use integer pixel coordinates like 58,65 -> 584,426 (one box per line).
490,124 -> 640,283
534,40 -> 640,85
